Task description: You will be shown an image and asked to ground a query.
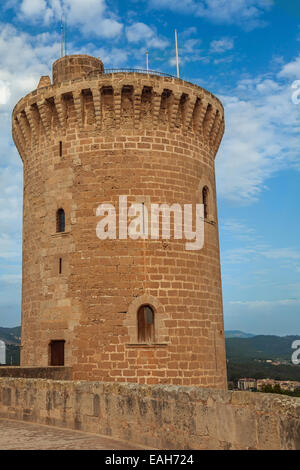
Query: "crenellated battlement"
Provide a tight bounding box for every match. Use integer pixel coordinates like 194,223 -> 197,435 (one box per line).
12,68 -> 225,162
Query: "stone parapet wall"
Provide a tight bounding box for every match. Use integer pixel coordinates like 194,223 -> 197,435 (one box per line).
0,378 -> 299,450
52,55 -> 104,85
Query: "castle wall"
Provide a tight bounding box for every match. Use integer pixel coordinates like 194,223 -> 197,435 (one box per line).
13,55 -> 227,388
0,378 -> 299,450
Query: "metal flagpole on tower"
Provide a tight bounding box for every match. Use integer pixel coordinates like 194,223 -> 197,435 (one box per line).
175,29 -> 180,78
64,18 -> 67,56
146,50 -> 149,73
61,17 -> 63,57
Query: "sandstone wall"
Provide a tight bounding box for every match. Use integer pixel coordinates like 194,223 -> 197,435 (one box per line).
0,378 -> 299,450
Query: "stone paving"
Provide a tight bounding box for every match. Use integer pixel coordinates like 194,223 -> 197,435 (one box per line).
0,418 -> 147,450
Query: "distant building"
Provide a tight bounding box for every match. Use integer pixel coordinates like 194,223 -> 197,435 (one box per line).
227,381 -> 235,390
0,341 -> 6,364
257,379 -> 276,391
279,381 -> 300,392
257,379 -> 300,392
238,378 -> 257,391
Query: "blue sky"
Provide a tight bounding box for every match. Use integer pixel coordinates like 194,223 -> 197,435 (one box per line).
0,0 -> 300,335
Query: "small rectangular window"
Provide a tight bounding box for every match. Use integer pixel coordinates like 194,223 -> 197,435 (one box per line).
50,340 -> 65,366
59,258 -> 62,274
59,141 -> 62,157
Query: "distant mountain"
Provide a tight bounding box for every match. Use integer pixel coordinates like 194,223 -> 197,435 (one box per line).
0,326 -> 21,345
226,334 -> 300,383
0,327 -> 298,365
226,335 -> 300,362
227,361 -> 300,383
225,330 -> 256,339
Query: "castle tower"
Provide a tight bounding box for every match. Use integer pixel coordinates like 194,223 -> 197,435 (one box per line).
13,54 -> 227,388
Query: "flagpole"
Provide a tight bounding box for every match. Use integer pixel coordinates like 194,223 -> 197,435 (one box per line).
175,29 -> 180,78
61,17 -> 63,57
65,18 -> 67,56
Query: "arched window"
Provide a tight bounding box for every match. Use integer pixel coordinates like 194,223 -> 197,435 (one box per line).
138,305 -> 155,343
202,186 -> 209,220
56,208 -> 65,233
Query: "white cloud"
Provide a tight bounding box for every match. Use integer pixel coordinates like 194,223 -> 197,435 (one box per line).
20,0 -> 47,16
216,67 -> 300,203
0,20 -> 132,327
126,22 -> 169,49
0,274 -> 22,284
224,297 -> 300,335
16,0 -> 123,38
0,234 -> 21,261
261,248 -> 300,260
181,26 -> 198,38
0,24 -> 60,108
0,23 -> 57,325
63,0 -> 122,38
213,55 -> 234,65
0,24 -> 57,276
222,219 -> 256,242
168,37 -> 206,67
182,38 -> 202,53
64,0 -> 106,22
196,0 -> 273,27
278,55 -> 300,80
229,299 -> 300,309
223,244 -> 300,266
0,80 -> 11,105
148,0 -> 273,29
210,37 -> 234,54
90,47 -> 129,67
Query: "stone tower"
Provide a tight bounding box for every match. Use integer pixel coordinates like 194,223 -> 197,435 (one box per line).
12,54 -> 227,388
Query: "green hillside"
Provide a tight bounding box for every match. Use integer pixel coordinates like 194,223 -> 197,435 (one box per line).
0,326 -> 21,345
226,335 -> 300,362
227,361 -> 300,383
0,326 -> 300,375
225,330 -> 255,338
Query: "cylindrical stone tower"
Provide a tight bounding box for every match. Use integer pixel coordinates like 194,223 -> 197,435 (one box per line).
13,54 -> 227,388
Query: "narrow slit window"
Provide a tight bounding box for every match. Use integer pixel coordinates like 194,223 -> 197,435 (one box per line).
138,305 -> 154,343
59,141 -> 63,157
202,186 -> 209,220
59,257 -> 62,274
56,208 -> 65,233
142,202 -> 145,235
